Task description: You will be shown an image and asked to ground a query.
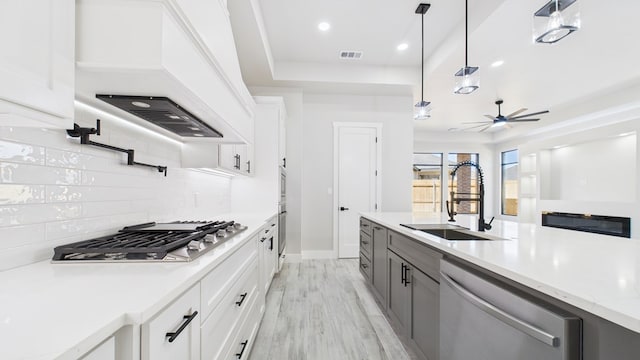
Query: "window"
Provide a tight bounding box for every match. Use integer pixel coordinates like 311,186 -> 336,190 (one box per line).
412,153 -> 443,213
447,153 -> 479,214
501,149 -> 519,216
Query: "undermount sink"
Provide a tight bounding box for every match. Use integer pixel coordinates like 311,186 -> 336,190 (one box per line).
400,224 -> 495,241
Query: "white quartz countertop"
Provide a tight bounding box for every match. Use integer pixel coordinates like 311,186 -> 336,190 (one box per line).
0,212 -> 276,360
361,212 -> 640,335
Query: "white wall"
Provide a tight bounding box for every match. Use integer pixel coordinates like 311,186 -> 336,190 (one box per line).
303,94 -> 413,253
0,107 -> 231,271
414,132 -> 497,221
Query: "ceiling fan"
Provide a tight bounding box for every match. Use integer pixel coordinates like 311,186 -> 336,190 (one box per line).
463,100 -> 549,132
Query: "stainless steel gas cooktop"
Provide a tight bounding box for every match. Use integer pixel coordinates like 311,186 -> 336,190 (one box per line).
52,220 -> 247,263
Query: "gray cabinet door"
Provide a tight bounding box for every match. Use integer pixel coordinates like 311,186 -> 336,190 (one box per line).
371,224 -> 387,306
409,267 -> 439,360
387,250 -> 409,335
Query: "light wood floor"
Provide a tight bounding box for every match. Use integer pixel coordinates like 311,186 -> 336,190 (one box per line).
249,259 -> 415,360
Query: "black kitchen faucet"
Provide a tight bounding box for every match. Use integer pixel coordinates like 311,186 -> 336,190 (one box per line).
446,160 -> 494,232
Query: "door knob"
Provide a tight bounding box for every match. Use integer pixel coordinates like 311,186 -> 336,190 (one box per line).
339,206 -> 349,211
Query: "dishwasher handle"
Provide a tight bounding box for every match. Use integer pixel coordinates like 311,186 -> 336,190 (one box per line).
440,271 -> 559,347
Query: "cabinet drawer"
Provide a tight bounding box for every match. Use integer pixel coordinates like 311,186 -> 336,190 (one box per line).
388,230 -> 442,281
360,231 -> 372,257
80,336 -> 115,360
360,252 -> 372,281
223,289 -> 262,360
201,261 -> 260,360
201,237 -> 258,320
360,217 -> 372,235
142,285 -> 200,360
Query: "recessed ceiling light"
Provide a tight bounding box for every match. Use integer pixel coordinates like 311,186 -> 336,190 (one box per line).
318,22 -> 331,31
553,144 -> 568,149
131,101 -> 151,108
397,43 -> 409,51
193,133 -> 204,137
491,60 -> 505,68
189,127 -> 200,131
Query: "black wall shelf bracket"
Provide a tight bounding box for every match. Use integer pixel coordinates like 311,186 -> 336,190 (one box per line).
66,119 -> 168,176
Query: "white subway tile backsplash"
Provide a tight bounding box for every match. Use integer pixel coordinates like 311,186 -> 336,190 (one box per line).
0,123 -> 232,271
0,204 -> 81,227
0,140 -> 45,165
0,224 -> 46,249
0,185 -> 45,205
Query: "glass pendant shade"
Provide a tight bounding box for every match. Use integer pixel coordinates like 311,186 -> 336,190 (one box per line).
454,66 -> 479,95
414,100 -> 432,120
534,0 -> 580,44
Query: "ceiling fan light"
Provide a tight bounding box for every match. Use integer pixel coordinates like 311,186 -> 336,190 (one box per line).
491,121 -> 507,128
454,67 -> 480,95
533,0 -> 580,44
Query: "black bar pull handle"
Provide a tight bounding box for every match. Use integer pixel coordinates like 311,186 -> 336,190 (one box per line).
401,263 -> 406,285
340,206 -> 349,211
235,292 -> 248,307
165,311 -> 198,343
404,265 -> 411,287
260,237 -> 267,243
269,237 -> 274,251
236,340 -> 249,359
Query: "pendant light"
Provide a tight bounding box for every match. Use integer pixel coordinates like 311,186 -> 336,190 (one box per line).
533,0 -> 580,44
414,3 -> 432,120
453,0 -> 479,95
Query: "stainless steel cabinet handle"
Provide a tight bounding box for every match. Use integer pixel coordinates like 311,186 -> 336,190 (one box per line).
440,271 -> 559,347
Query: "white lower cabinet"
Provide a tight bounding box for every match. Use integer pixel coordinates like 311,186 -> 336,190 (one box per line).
93,224 -> 274,360
201,259 -> 260,359
259,218 -> 278,297
142,285 -> 201,360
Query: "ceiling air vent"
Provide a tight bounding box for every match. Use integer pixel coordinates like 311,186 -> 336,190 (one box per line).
339,51 -> 363,60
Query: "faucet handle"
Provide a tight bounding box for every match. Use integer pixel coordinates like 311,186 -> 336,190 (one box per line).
484,216 -> 495,230
446,201 -> 456,222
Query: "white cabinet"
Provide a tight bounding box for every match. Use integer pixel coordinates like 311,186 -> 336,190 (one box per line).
218,144 -> 253,176
142,285 -> 200,360
0,0 -> 74,128
258,218 -> 278,297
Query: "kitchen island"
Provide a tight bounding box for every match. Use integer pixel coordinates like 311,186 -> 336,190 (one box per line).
360,212 -> 640,360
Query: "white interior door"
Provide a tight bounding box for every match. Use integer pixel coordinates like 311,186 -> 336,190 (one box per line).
337,126 -> 378,258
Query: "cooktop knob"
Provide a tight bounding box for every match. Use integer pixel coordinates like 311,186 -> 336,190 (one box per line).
187,240 -> 202,251
234,223 -> 243,229
226,226 -> 235,233
216,230 -> 227,237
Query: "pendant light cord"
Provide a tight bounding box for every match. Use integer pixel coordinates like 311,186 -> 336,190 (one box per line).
421,11 -> 424,103
464,0 -> 468,68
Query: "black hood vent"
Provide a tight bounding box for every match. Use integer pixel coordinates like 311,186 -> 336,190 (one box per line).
96,95 -> 223,138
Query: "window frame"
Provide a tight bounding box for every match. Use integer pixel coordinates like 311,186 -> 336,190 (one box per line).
412,153 -> 444,213
501,149 -> 519,216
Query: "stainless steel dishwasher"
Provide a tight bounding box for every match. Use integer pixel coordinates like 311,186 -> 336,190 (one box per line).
440,260 -> 582,360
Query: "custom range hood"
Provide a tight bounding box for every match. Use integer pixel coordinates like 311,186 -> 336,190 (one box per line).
75,0 -> 255,143
96,95 -> 222,138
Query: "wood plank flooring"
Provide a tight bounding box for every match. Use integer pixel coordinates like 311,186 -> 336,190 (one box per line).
249,259 -> 415,360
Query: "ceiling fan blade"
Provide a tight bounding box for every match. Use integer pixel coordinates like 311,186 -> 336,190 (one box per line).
462,121 -> 492,124
479,124 -> 493,132
506,118 -> 540,122
484,115 -> 496,120
464,123 -> 491,130
505,108 -> 527,118
510,110 -> 549,119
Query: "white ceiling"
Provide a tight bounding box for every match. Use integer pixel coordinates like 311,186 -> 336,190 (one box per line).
229,0 -> 640,141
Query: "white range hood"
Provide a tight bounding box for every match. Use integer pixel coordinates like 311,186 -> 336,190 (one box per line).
75,0 -> 255,143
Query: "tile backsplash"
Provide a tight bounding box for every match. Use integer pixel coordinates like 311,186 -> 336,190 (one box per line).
0,114 -> 231,271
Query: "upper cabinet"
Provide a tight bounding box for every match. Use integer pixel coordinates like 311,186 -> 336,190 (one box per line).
0,0 -> 75,129
75,0 -> 255,143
